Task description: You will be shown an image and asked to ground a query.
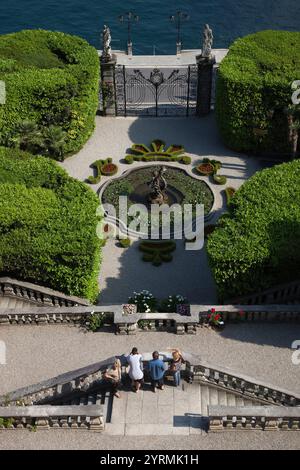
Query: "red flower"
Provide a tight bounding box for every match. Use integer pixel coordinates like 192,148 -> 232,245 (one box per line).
215,314 -> 221,321
207,314 -> 211,319
211,308 -> 216,314
239,310 -> 244,316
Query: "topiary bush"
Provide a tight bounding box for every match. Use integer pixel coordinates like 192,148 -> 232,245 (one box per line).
0,29 -> 99,159
0,147 -> 102,301
216,30 -> 300,156
213,174 -> 227,185
207,160 -> 300,300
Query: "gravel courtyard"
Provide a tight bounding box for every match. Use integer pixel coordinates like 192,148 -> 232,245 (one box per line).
0,323 -> 300,449
61,114 -> 263,305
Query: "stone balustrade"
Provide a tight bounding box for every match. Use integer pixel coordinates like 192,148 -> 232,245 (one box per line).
0,277 -> 90,308
225,279 -> 300,305
0,405 -> 104,431
183,352 -> 300,407
208,406 -> 300,431
198,304 -> 300,323
0,304 -> 300,331
0,357 -> 117,407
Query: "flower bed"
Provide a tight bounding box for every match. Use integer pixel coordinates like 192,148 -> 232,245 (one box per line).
196,162 -> 215,175
124,140 -> 188,165
87,158 -> 118,183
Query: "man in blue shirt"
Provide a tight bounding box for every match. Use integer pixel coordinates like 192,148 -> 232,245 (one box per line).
148,351 -> 165,393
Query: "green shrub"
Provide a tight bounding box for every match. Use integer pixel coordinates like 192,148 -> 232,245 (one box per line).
88,158 -> 118,182
119,238 -> 131,248
216,30 -> 300,156
128,290 -> 157,312
0,29 -> 99,159
160,294 -> 187,312
225,187 -> 236,205
213,174 -> 227,185
139,240 -> 176,266
181,156 -> 191,165
207,160 -> 300,300
125,155 -> 134,164
87,313 -> 106,332
0,147 -> 101,301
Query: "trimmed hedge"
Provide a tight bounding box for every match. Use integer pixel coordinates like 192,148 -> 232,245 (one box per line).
216,30 -> 300,155
0,147 -> 101,301
207,160 -> 300,300
0,29 -> 99,158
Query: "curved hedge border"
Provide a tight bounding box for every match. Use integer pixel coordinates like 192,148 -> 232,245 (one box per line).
207,160 -> 300,300
0,29 -> 99,159
125,139 -> 191,165
0,147 -> 102,302
216,30 -> 300,155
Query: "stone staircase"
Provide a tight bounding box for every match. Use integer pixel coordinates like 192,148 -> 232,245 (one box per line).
225,278 -> 300,305
1,351 -> 299,433
0,277 -> 90,309
105,380 -> 265,436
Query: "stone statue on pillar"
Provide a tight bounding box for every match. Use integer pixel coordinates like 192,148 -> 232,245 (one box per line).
202,24 -> 213,58
102,25 -> 112,61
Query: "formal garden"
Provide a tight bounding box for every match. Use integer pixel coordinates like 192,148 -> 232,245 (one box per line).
0,29 -> 299,307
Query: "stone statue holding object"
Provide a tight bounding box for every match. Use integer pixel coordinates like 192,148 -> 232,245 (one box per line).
148,167 -> 168,205
102,25 -> 112,61
202,24 -> 213,58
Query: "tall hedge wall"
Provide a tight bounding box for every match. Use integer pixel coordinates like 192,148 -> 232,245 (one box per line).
0,30 -> 99,158
207,160 -> 300,300
216,30 -> 300,156
0,147 -> 102,302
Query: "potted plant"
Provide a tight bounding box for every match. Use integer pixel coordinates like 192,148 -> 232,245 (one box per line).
207,308 -> 225,330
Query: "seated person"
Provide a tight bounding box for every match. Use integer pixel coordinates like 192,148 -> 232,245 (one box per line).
103,358 -> 122,398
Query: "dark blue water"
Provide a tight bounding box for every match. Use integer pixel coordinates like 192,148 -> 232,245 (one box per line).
0,0 -> 299,54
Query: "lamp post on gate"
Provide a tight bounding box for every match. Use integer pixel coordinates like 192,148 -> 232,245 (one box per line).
119,11 -> 139,57
170,11 -> 189,55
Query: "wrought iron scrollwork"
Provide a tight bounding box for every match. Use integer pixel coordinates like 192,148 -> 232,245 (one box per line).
114,64 -> 198,117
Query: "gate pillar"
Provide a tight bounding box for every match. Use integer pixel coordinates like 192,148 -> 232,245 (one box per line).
100,55 -> 117,116
196,54 -> 216,116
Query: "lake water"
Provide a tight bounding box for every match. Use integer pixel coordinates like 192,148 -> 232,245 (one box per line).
0,0 -> 299,54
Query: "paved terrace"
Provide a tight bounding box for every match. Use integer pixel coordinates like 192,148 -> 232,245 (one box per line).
1,324 -> 300,449
107,48 -> 229,66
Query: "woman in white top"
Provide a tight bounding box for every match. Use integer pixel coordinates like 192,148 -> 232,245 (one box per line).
127,347 -> 144,393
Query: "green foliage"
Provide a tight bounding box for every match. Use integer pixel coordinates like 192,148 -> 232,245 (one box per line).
139,240 -> 176,266
0,147 -> 101,301
125,140 -> 188,164
0,417 -> 15,428
87,158 -> 118,183
0,29 -> 99,159
160,294 -> 187,312
128,290 -> 157,312
207,160 -> 300,300
87,312 -> 107,331
213,174 -> 227,185
216,30 -> 300,155
225,187 -> 236,205
119,238 -> 131,248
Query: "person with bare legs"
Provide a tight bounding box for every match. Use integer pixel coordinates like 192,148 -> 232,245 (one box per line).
127,347 -> 144,393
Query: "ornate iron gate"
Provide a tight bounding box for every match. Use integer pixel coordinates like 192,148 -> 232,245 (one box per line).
114,65 -> 198,117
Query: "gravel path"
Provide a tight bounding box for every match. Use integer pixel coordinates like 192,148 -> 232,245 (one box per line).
1,429 -> 299,450
1,324 -> 299,395
1,324 -> 299,449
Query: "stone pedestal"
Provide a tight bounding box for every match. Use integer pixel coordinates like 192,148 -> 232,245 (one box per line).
196,54 -> 216,116
127,42 -> 133,57
100,55 -> 117,116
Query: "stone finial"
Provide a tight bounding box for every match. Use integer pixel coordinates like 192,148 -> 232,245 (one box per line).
202,24 -> 213,58
102,25 -> 112,61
